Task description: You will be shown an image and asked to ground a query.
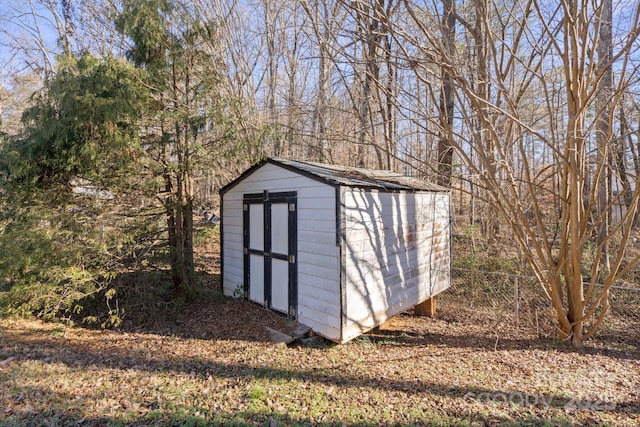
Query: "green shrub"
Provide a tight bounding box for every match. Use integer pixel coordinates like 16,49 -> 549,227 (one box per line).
0,182 -> 168,326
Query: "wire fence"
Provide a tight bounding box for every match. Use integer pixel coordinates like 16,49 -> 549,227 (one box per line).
441,268 -> 640,342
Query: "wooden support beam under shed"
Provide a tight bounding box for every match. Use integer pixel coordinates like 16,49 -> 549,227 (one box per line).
414,297 -> 436,317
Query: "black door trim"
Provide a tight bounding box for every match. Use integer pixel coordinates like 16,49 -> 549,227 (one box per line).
243,191 -> 297,319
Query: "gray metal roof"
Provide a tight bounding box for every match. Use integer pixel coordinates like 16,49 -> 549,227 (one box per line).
270,158 -> 449,192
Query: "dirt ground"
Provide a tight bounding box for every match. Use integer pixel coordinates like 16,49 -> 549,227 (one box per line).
1,292 -> 639,426
1,226 -> 639,425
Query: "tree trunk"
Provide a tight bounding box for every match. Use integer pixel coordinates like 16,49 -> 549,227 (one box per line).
315,32 -> 329,162
595,0 -> 613,269
383,32 -> 397,170
437,0 -> 455,187
619,104 -> 640,226
168,173 -> 195,299
264,0 -> 282,156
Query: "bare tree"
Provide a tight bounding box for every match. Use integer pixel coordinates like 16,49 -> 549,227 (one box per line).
394,0 -> 640,346
301,0 -> 346,161
73,0 -> 127,57
437,0 -> 455,187
595,0 -> 613,270
0,0 -> 80,78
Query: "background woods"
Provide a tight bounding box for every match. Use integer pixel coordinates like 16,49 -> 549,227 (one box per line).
1,0 -> 640,347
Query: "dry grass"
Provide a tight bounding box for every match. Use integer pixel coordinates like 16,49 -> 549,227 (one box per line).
1,294 -> 638,426
1,226 -> 639,426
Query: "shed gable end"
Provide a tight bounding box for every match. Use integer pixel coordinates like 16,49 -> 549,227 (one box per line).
221,162 -> 342,341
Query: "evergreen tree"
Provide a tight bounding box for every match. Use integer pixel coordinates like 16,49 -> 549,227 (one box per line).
116,0 -> 226,297
20,53 -> 146,184
0,53 -> 149,323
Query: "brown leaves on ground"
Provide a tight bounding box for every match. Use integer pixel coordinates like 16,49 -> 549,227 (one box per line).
1,296 -> 639,426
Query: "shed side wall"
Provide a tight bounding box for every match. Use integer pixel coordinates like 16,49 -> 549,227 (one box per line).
342,189 -> 451,342
221,163 -> 341,340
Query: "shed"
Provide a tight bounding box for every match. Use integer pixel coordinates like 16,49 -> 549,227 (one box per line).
220,158 -> 451,343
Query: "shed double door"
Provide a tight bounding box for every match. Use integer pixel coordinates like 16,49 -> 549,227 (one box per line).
243,191 -> 297,318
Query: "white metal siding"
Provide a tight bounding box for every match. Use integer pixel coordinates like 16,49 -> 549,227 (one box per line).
221,163 -> 341,340
341,188 -> 451,342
